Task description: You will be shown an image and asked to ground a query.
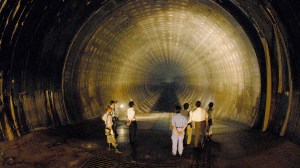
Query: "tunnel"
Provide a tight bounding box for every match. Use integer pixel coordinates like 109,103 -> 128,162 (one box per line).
64,0 -> 261,124
1,0 -> 300,167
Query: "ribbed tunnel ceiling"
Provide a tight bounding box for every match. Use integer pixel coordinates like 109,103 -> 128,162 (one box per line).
65,0 -> 261,126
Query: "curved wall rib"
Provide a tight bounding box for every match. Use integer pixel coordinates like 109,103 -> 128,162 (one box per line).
0,0 -> 297,142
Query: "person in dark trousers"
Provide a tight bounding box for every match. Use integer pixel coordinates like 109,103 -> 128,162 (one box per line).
127,101 -> 137,144
206,102 -> 214,141
110,100 -> 118,137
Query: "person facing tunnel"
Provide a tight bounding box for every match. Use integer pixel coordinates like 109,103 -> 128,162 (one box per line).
171,105 -> 188,156
190,101 -> 208,149
127,101 -> 137,144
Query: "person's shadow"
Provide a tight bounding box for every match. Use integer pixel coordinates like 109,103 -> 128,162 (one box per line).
129,142 -> 137,162
191,139 -> 221,168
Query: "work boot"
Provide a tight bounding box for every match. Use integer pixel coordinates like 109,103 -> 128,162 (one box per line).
114,147 -> 122,153
108,143 -> 111,151
206,136 -> 210,142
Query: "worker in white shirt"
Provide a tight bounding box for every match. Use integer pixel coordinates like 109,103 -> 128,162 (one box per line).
127,101 -> 137,144
190,101 -> 208,149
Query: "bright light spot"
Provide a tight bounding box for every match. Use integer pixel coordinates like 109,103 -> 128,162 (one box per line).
86,143 -> 94,149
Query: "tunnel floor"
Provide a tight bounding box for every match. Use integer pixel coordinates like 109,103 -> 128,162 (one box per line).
1,113 -> 300,168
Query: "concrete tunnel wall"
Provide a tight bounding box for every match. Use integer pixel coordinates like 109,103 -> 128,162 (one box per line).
0,0 -> 299,142
65,0 -> 261,123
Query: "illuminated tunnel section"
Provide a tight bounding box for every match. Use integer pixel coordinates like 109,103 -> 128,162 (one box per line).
1,0 -> 300,142
64,0 -> 261,126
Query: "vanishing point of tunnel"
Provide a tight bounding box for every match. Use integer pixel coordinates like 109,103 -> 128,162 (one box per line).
1,0 -> 300,167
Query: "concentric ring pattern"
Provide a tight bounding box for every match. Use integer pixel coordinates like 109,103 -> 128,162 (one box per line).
68,0 -> 261,126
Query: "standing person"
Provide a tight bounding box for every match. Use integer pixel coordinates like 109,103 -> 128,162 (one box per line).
171,105 -> 188,156
114,101 -> 119,120
181,103 -> 192,145
190,101 -> 208,149
110,100 -> 118,137
102,105 -> 121,153
127,101 -> 137,144
206,102 -> 214,141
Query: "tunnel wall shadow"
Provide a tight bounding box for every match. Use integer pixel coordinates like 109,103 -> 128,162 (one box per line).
151,83 -> 181,112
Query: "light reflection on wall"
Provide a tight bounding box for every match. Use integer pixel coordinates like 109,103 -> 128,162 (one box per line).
75,0 -> 260,126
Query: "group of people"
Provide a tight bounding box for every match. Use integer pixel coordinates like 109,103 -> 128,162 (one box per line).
102,100 -> 137,153
171,101 -> 214,156
101,99 -> 214,157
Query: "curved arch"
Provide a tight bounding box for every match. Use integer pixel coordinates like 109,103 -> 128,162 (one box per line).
63,0 -> 261,126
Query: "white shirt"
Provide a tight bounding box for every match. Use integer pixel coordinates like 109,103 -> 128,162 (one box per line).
127,107 -> 136,121
110,105 -> 116,117
191,107 -> 208,122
